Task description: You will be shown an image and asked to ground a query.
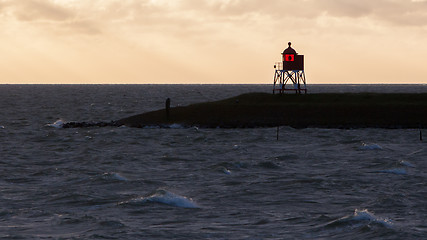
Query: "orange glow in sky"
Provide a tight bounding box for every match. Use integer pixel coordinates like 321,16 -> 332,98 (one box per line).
1,0 -> 427,84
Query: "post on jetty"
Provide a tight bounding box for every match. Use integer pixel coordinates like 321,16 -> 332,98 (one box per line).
273,42 -> 307,94
165,98 -> 171,121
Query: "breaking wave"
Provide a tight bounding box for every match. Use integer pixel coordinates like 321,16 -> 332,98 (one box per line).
399,160 -> 415,168
46,119 -> 65,128
326,209 -> 393,229
360,143 -> 383,150
119,189 -> 200,209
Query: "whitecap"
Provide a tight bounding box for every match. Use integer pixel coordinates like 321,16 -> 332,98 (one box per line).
360,143 -> 382,150
0,125 -> 4,129
146,190 -> 199,208
221,167 -> 232,175
327,209 -> 393,229
353,209 -> 393,228
399,160 -> 415,168
46,119 -> 65,128
120,189 -> 200,209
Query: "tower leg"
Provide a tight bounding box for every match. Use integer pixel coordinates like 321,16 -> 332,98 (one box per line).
273,70 -> 307,94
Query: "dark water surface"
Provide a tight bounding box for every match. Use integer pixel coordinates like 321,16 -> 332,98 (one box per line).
0,85 -> 426,239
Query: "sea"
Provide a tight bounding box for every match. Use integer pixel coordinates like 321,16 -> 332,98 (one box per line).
0,84 -> 426,239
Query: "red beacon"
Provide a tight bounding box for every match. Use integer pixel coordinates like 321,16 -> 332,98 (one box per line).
273,42 -> 307,94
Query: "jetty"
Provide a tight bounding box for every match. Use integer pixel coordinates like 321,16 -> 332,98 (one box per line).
115,92 -> 427,129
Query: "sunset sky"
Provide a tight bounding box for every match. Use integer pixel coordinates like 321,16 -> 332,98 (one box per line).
1,0 -> 427,84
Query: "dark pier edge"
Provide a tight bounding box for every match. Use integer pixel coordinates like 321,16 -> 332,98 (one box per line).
63,92 -> 427,129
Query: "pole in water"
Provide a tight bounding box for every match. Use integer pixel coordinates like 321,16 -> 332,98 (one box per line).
420,130 -> 423,141
166,98 -> 171,121
276,126 -> 279,141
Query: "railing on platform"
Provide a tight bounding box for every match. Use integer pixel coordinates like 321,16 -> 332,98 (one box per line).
274,62 -> 283,70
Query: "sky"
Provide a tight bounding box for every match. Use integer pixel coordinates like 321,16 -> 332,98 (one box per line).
1,0 -> 427,84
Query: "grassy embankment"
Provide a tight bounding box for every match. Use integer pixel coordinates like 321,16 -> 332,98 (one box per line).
116,92 -> 427,128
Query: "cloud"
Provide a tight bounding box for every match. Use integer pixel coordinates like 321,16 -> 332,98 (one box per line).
176,0 -> 427,27
3,0 -> 425,40
11,0 -> 74,22
316,0 -> 427,26
4,0 -> 427,31
315,0 -> 374,18
0,0 -> 102,35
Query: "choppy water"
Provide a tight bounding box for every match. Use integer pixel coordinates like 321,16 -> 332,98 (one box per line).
0,84 -> 426,239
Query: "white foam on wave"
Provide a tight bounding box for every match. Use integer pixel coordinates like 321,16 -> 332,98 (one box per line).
46,119 -> 65,128
328,209 -> 393,229
120,189 -> 200,209
221,167 -> 232,175
147,190 -> 199,208
352,209 -> 393,228
360,143 -> 383,150
399,160 -> 415,168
